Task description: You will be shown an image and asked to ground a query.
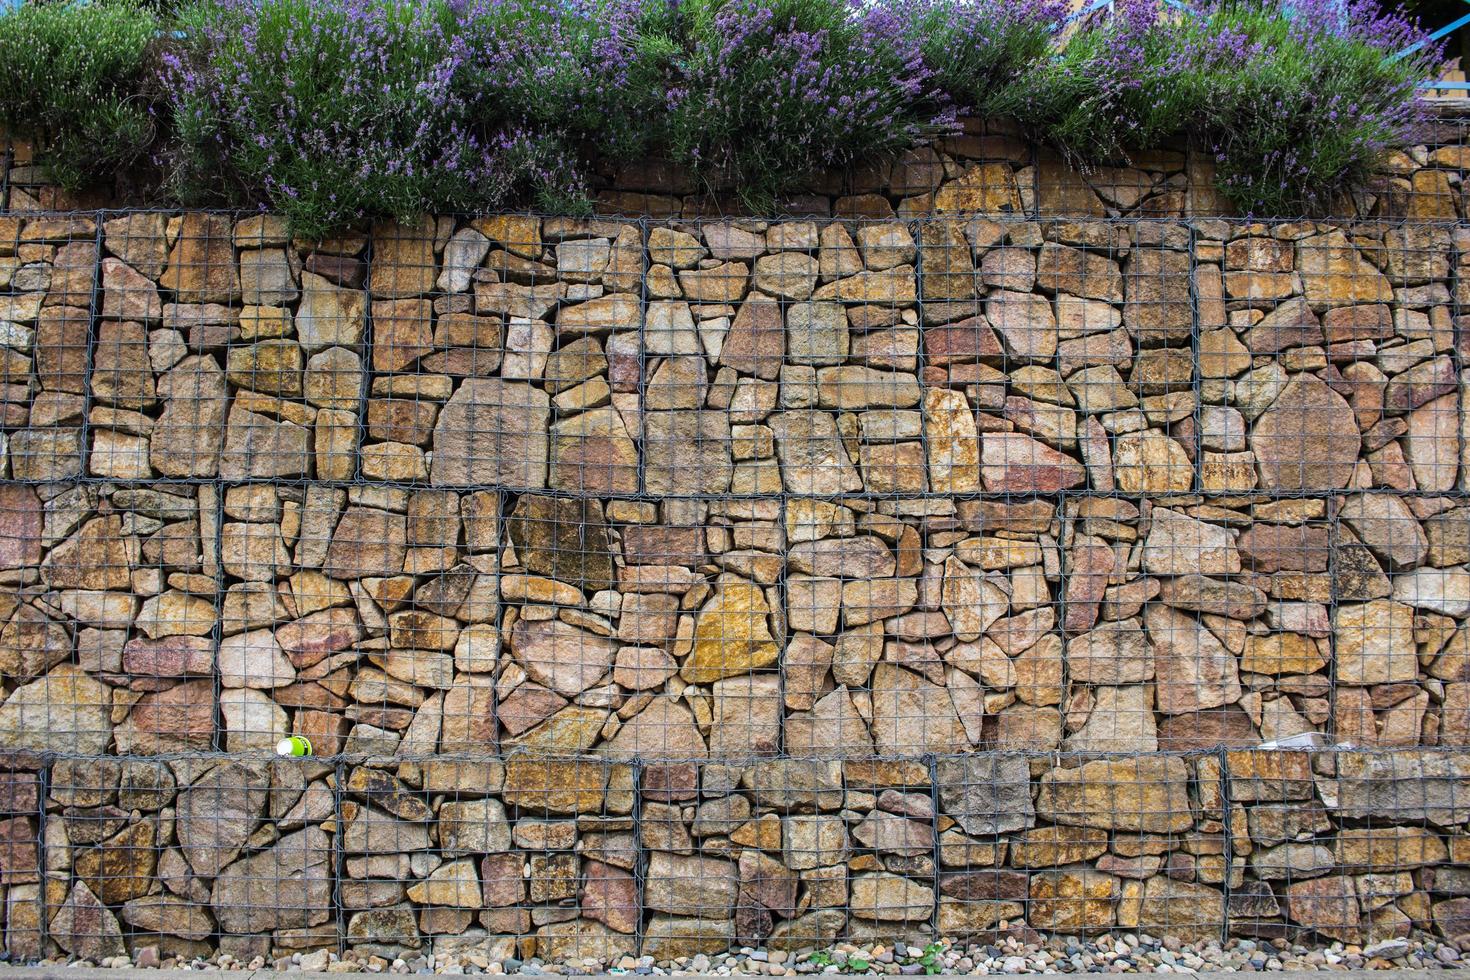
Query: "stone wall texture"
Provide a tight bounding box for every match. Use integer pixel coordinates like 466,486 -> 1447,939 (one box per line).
2,194 -> 1470,963
7,107 -> 1470,221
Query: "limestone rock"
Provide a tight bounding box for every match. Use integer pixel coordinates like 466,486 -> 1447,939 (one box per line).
218,628 -> 296,689
682,580 -> 779,683
549,407 -> 639,495
219,691 -> 286,754
1145,604 -> 1242,715
768,411 -> 862,495
644,410 -> 733,494
1285,875 -> 1363,942
941,556 -> 1008,641
1036,756 -> 1193,833
925,388 -> 981,493
1114,430 -> 1192,493
981,431 -> 1085,492
1391,566 -> 1470,616
177,761 -> 270,877
851,811 -> 934,857
642,915 -> 735,960
1335,750 -> 1470,825
0,665 -> 111,754
219,405 -> 311,479
869,662 -> 965,753
985,290 -> 1057,361
211,827 -> 332,934
1029,869 -> 1118,933
502,758 -> 607,814
1142,508 -> 1240,577
151,356 -> 228,477
1333,599 -> 1419,685
324,507 -> 406,579
645,853 -> 737,918
1297,230 -> 1393,310
432,379 -> 550,488
850,872 -> 934,922
786,301 -> 848,366
0,485 -> 42,571
370,217 -> 437,297
1064,685 -> 1157,752
1138,878 -> 1223,941
116,680 -> 214,754
50,881 -> 125,961
1339,493 -> 1428,570
407,858 -> 482,907
506,494 -> 614,587
120,895 -> 214,942
511,618 -> 618,696
1250,374 -> 1360,490
603,696 -> 707,758
1158,575 -> 1267,619
161,214 -> 240,303
936,754 -> 1034,835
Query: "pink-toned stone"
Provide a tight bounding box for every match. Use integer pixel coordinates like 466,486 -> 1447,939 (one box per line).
981,432 -> 1085,492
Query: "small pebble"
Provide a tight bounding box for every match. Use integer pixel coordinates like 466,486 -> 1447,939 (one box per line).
11,931 -> 1470,976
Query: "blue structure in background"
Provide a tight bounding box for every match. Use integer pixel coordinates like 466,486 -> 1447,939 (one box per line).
1397,4 -> 1470,85
1065,0 -> 1464,91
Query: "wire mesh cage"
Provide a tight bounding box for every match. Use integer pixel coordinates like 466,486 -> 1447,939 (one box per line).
11,748 -> 1470,962
0,203 -> 1468,966
8,106 -> 1470,224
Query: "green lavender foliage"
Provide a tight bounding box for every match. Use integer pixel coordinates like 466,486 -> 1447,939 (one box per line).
1197,0 -> 1440,214
644,0 -> 944,210
0,0 -> 161,190
0,0 -> 1445,225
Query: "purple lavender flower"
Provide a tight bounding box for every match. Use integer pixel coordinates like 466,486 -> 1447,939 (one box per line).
659,0 -> 945,207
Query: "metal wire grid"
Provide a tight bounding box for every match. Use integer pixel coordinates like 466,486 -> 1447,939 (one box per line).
0,208 -> 1467,961
2,209 -> 1463,495
5,109 -> 1470,224
0,209 -> 1465,752
10,486 -> 1461,758
0,747 -> 1464,963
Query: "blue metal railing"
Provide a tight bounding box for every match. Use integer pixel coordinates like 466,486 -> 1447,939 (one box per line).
1066,0 -> 1464,91
1393,0 -> 1470,88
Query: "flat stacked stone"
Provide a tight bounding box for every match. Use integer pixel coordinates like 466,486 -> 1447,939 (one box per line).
359,216 -> 645,493
1,215 -> 99,481
1194,222 -> 1461,496
1060,495 -> 1339,753
211,481 -> 502,756
37,755 -> 336,963
1,202 -> 1469,964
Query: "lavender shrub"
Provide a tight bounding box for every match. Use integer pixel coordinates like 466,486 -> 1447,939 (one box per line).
452,0 -> 655,165
24,0 -> 1436,224
995,0 -> 1212,164
902,0 -> 1066,119
1196,0 -> 1443,214
164,0 -> 576,233
0,0 -> 161,191
646,0 -> 949,209
992,0 -> 1439,215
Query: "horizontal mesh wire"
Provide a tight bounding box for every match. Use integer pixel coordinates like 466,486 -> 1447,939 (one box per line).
0,210 -> 1467,754
4,210 -> 1465,497
2,748 -> 1466,963
7,111 -> 1470,222
1,204 -> 1470,962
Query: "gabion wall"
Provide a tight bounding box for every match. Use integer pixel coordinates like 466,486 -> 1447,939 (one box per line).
0,202 -> 1469,963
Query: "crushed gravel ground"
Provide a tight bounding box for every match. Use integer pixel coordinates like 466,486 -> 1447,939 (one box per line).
6,933 -> 1470,975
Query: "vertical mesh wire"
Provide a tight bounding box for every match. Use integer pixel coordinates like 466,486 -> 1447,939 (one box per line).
0,203 -> 1468,967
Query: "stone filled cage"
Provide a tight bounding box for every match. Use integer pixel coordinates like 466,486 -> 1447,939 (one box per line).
0,199 -> 1468,964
